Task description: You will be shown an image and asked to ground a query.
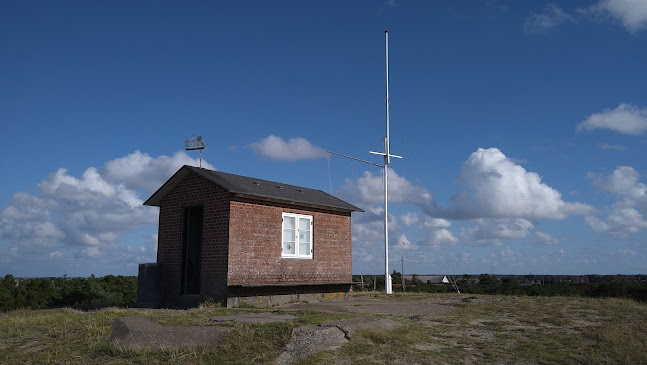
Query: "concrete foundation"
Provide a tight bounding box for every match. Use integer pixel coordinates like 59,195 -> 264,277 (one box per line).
226,283 -> 352,307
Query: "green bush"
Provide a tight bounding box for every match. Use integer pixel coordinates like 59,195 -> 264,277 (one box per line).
0,275 -> 137,312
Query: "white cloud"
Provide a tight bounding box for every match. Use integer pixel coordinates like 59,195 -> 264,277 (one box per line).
248,135 -> 327,161
449,148 -> 594,220
535,231 -> 560,245
598,143 -> 626,151
577,104 -> 647,135
499,247 -> 525,264
400,212 -> 420,226
586,166 -> 647,235
592,166 -> 646,199
398,214 -> 458,246
400,212 -> 451,229
583,0 -> 647,33
0,151 -> 196,275
348,148 -> 591,248
104,150 -> 215,193
428,228 -> 459,246
344,170 -> 453,255
39,167 -> 142,208
341,168 -> 439,216
461,218 -> 534,246
524,4 -> 575,34
424,218 -> 452,229
394,233 -> 415,251
585,208 -> 647,234
617,248 -> 636,256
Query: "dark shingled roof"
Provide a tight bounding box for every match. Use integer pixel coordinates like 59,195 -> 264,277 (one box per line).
144,165 -> 363,213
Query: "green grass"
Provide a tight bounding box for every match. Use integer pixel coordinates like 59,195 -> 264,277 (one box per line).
1,295 -> 646,364
0,306 -> 349,364
303,294 -> 647,365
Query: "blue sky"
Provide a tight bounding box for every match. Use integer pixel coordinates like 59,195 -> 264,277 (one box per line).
1,1 -> 646,277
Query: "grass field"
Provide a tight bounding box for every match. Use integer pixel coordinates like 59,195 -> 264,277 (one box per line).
1,293 -> 646,364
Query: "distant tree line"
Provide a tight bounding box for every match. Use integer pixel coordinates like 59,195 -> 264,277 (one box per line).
354,272 -> 647,303
0,274 -> 137,312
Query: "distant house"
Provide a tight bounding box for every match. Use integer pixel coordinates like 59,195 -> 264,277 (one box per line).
404,275 -> 450,285
142,165 -> 363,307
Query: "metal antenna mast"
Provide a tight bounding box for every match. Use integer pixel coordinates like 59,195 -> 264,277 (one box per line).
369,30 -> 402,294
326,31 -> 401,295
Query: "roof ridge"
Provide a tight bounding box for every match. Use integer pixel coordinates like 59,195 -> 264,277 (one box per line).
184,165 -> 326,193
145,165 -> 363,213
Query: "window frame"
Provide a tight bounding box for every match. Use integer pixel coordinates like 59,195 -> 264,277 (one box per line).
281,212 -> 313,259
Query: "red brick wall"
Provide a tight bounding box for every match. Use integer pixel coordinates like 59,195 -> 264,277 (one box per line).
157,172 -> 229,302
228,197 -> 352,285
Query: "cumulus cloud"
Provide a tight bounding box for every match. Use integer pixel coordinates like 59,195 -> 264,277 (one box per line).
343,169 -> 454,256
394,233 -> 415,251
340,168 -> 439,216
582,0 -> 647,33
524,4 -> 575,34
104,150 -> 215,193
585,166 -> 647,235
0,150 -> 206,275
535,231 -> 560,245
449,148 -> 594,220
348,148 -> 592,247
592,166 -> 647,199
577,104 -> 647,135
585,208 -> 647,234
400,212 -> 419,226
428,228 -> 459,246
461,218 -> 534,246
398,212 -> 457,246
401,212 -> 451,229
248,135 -> 327,161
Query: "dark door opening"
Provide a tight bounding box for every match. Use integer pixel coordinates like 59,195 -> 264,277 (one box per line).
181,205 -> 203,295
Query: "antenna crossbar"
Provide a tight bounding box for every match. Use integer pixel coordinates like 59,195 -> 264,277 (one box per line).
369,151 -> 403,159
327,151 -> 383,168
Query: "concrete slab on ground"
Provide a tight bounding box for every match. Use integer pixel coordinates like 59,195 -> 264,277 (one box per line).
210,313 -> 297,323
109,316 -> 231,350
281,297 -> 456,316
326,315 -> 401,339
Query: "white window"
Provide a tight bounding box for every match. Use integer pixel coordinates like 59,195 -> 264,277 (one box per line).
282,212 -> 313,259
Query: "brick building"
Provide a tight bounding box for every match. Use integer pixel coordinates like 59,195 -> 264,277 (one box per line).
143,165 -> 363,307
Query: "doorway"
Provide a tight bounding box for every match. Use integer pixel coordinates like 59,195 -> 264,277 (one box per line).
181,205 -> 203,295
